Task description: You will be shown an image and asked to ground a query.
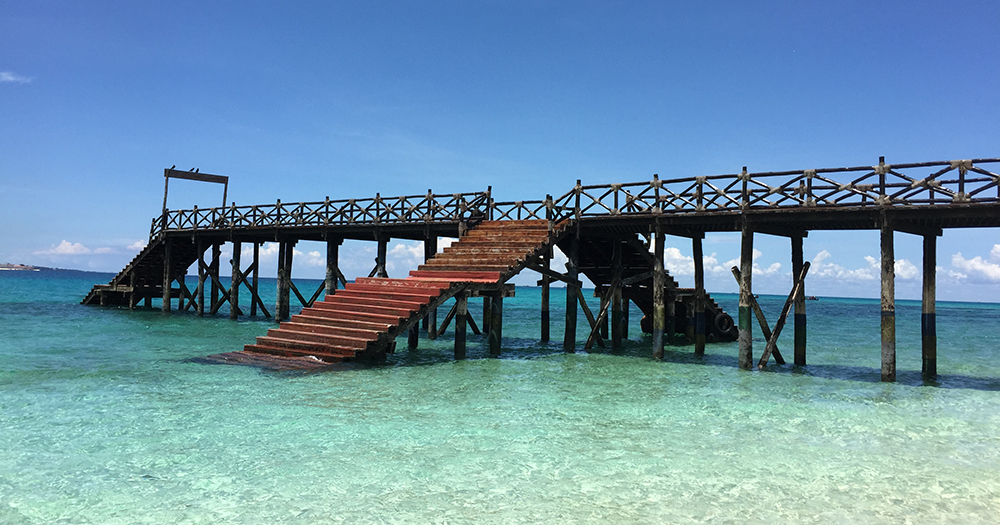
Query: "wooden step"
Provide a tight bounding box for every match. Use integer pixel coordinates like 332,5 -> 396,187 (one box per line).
251,335 -> 361,355
311,301 -> 418,318
351,277 -> 450,291
407,270 -> 502,282
298,307 -> 403,323
330,288 -> 438,304
321,295 -> 426,310
416,264 -> 511,272
292,314 -> 391,332
244,343 -> 356,362
265,329 -> 371,349
280,322 -> 381,340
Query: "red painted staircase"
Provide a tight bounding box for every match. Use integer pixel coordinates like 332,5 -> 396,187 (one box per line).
229,220 -> 559,365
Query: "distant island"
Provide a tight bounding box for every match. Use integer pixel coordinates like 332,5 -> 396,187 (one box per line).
0,263 -> 40,271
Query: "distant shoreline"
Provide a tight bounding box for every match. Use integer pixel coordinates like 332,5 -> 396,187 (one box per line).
0,263 -> 109,275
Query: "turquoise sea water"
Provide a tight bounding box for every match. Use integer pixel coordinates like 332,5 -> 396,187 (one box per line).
2,270 -> 1000,523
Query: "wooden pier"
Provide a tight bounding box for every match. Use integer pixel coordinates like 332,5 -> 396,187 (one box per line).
84,158 -> 1000,380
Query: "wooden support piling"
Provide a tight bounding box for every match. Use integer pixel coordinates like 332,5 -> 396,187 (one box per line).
276,241 -> 292,322
791,235 -> 806,366
738,221 -> 754,370
693,234 -> 706,356
325,238 -> 341,297
162,238 -> 172,312
563,236 -> 580,352
881,218 -> 896,382
230,241 -> 241,319
408,322 -> 419,349
455,293 -> 468,359
541,247 -> 551,342
666,289 -> 675,347
196,238 -> 206,316
489,292 -> 503,356
622,297 -> 629,339
922,233 -> 937,377
652,227 -> 666,358
482,297 -> 490,334
425,235 -> 438,339
375,235 -> 388,278
210,243 -> 221,310
611,240 -> 623,349
250,242 -> 260,316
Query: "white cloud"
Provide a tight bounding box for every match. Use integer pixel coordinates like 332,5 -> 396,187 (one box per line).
386,241 -> 425,273
952,252 -> 1000,283
126,240 -> 146,251
34,240 -> 91,255
991,244 -> 1000,263
701,248 -> 779,278
810,250 -> 875,282
294,249 -> 325,267
895,259 -> 919,280
0,71 -> 31,84
664,246 -> 693,276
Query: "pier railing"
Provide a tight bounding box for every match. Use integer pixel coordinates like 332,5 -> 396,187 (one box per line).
150,158 -> 1000,239
151,190 -> 492,240
543,158 -> 1000,221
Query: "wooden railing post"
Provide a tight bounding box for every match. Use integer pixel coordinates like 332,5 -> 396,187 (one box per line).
652,174 -> 661,214
487,186 -> 493,221
696,176 -> 705,211
878,156 -> 887,204
741,167 -> 749,209
545,194 -> 554,234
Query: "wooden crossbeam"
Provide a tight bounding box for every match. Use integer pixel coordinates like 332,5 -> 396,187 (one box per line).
525,260 -> 582,288
621,271 -> 653,286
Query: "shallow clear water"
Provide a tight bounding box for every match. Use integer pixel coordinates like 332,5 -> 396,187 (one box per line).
2,271 -> 1000,523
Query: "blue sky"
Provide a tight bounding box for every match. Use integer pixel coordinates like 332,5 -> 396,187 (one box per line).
2,1 -> 999,301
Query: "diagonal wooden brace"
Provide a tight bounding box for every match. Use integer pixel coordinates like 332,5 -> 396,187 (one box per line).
731,266 -> 785,365
758,262 -> 810,368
